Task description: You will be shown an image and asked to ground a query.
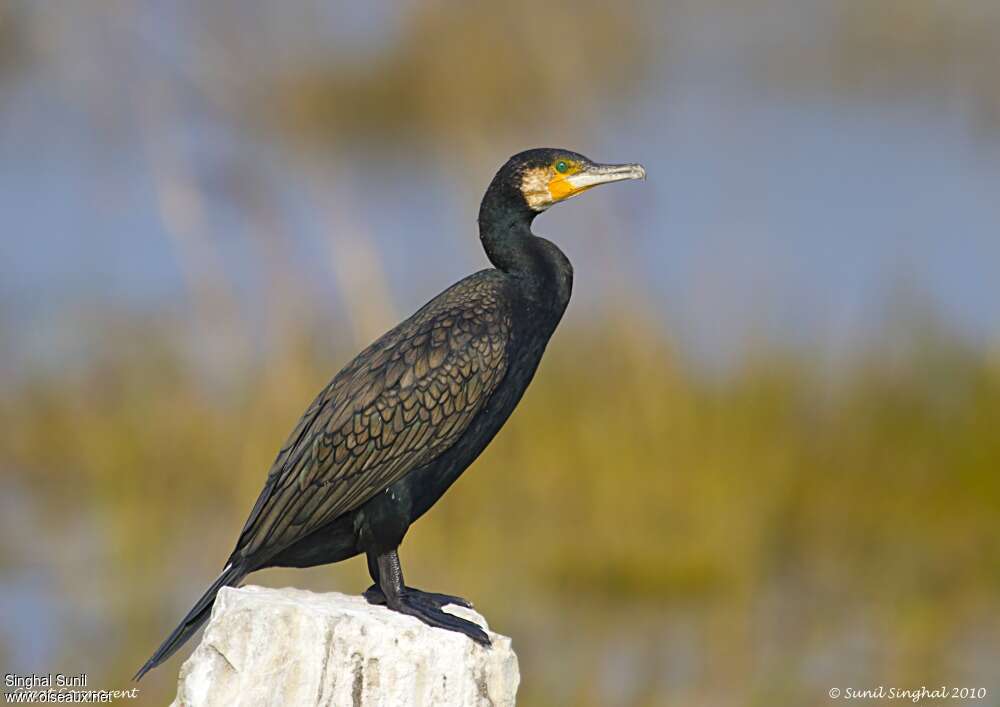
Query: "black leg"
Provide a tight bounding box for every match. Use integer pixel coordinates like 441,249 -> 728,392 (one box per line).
363,553 -> 385,604
363,548 -> 473,609
367,552 -> 381,584
363,549 -> 489,647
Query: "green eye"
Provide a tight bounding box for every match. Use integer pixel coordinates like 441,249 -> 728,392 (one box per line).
555,160 -> 568,173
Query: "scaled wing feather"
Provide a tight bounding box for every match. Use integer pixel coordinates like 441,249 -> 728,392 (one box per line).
233,276 -> 511,561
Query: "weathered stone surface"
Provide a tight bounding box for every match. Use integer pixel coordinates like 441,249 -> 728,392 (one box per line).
170,585 -> 519,707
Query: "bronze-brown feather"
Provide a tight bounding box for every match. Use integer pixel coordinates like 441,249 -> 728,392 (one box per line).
234,273 -> 512,561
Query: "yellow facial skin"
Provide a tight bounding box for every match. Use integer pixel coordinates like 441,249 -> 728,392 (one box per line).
521,159 -> 583,211
546,160 -> 585,201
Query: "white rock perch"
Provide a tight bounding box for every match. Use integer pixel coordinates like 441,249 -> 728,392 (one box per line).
170,585 -> 520,707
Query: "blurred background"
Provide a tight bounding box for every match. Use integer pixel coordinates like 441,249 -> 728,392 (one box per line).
2,1 -> 999,705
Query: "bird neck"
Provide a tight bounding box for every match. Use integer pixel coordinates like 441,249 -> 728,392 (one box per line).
477,178 -> 573,321
479,216 -> 536,273
477,171 -> 536,270
478,210 -> 573,321
477,182 -> 547,271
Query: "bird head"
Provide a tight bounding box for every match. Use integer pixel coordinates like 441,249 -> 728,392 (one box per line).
493,148 -> 646,214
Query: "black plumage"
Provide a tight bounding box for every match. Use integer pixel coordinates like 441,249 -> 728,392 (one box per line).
136,148 -> 644,680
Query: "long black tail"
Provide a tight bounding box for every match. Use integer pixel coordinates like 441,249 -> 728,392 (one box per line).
134,562 -> 246,681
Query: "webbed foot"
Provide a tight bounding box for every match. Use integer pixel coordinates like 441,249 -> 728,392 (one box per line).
363,584 -> 474,610
363,584 -> 489,647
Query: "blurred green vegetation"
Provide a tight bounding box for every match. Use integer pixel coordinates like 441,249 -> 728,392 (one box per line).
2,308 -> 998,705
250,0 -> 648,150
190,0 -> 1000,149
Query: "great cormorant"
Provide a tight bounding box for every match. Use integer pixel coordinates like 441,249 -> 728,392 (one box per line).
136,148 -> 645,679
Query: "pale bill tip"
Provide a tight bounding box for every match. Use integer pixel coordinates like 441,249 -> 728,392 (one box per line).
603,162 -> 646,181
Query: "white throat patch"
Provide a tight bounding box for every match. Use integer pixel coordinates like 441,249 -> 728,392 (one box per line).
520,167 -> 554,211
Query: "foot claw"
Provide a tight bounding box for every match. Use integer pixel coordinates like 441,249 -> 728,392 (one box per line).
384,591 -> 491,647
364,585 -> 473,610
415,590 -> 474,609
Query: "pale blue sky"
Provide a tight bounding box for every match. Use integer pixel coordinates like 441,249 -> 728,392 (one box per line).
2,1 -> 998,377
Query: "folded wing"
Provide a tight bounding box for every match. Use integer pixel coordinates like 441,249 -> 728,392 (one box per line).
234,276 -> 512,562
